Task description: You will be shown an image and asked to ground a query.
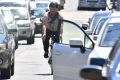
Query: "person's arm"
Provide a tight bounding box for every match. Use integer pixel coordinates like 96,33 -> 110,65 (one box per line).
42,13 -> 48,36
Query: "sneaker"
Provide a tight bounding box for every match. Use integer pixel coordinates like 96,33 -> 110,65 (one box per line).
44,52 -> 49,58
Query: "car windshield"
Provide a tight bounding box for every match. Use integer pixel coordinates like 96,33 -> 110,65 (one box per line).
91,13 -> 110,31
100,23 -> 120,47
36,3 -> 48,8
10,9 -> 29,20
0,2 -> 26,7
33,9 -> 45,17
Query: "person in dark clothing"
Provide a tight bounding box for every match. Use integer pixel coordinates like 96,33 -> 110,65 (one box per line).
42,2 -> 63,58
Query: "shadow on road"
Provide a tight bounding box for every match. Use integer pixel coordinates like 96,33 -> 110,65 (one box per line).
34,73 -> 53,76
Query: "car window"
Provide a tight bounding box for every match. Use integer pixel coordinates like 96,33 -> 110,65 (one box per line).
0,23 -> 4,34
61,20 -> 93,48
2,9 -> 13,23
111,49 -> 120,79
10,9 -> 29,20
0,15 -> 6,34
0,2 -> 27,7
36,3 -> 48,8
100,23 -> 120,47
33,9 -> 45,17
91,13 -> 110,31
94,18 -> 108,35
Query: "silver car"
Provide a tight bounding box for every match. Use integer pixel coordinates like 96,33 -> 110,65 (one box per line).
10,7 -> 35,44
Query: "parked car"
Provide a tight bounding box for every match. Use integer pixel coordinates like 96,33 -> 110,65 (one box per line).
33,0 -> 50,34
90,11 -> 120,43
10,7 -> 35,44
88,17 -> 120,67
82,11 -> 112,35
80,37 -> 120,80
77,0 -> 107,10
49,19 -> 95,80
0,7 -> 19,49
0,13 -> 15,79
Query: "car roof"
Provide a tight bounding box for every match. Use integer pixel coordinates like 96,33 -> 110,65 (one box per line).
110,11 -> 120,16
107,17 -> 120,23
94,11 -> 112,16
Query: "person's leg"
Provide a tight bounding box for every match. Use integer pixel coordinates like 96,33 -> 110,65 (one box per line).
42,34 -> 50,58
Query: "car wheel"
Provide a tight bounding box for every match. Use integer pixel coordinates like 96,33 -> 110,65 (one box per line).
27,36 -> 32,44
31,35 -> 35,44
11,60 -> 14,76
15,40 -> 18,49
1,65 -> 11,79
27,35 -> 35,44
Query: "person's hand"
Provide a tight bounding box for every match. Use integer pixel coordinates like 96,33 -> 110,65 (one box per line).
42,33 -> 46,37
42,33 -> 46,41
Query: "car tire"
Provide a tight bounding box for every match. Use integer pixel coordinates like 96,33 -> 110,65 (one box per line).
31,35 -> 35,44
27,35 -> 35,44
11,60 -> 14,76
15,40 -> 18,49
1,65 -> 11,79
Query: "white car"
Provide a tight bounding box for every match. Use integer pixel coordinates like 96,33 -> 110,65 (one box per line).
82,11 -> 112,35
90,11 -> 120,43
88,17 -> 120,66
50,20 -> 95,80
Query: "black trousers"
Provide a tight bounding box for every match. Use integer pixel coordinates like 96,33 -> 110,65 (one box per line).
42,29 -> 59,53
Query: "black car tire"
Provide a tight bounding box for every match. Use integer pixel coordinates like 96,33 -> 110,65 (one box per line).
31,35 -> 35,44
11,60 -> 14,76
27,34 -> 35,44
1,65 -> 11,79
15,40 -> 18,49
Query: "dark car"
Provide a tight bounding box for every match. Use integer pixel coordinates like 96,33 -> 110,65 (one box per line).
80,38 -> 120,80
0,13 -> 15,79
10,7 -> 35,44
33,9 -> 45,34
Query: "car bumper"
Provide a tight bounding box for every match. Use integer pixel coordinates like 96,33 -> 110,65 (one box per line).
0,50 -> 11,69
18,27 -> 32,40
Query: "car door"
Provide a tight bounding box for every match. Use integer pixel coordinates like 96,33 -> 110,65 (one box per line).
52,20 -> 94,80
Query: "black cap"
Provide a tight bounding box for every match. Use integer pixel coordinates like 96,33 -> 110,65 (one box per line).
49,2 -> 59,8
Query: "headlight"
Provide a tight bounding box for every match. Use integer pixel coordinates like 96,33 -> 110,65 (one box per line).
0,44 -> 6,52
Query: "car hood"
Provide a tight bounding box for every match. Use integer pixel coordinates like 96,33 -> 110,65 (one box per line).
16,20 -> 30,25
0,34 -> 6,43
88,46 -> 112,60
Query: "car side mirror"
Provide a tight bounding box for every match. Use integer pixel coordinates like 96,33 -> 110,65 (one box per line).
82,24 -> 89,30
40,17 -> 44,22
14,15 -> 20,20
80,65 -> 102,80
31,16 -> 36,20
85,30 -> 92,35
69,39 -> 85,53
